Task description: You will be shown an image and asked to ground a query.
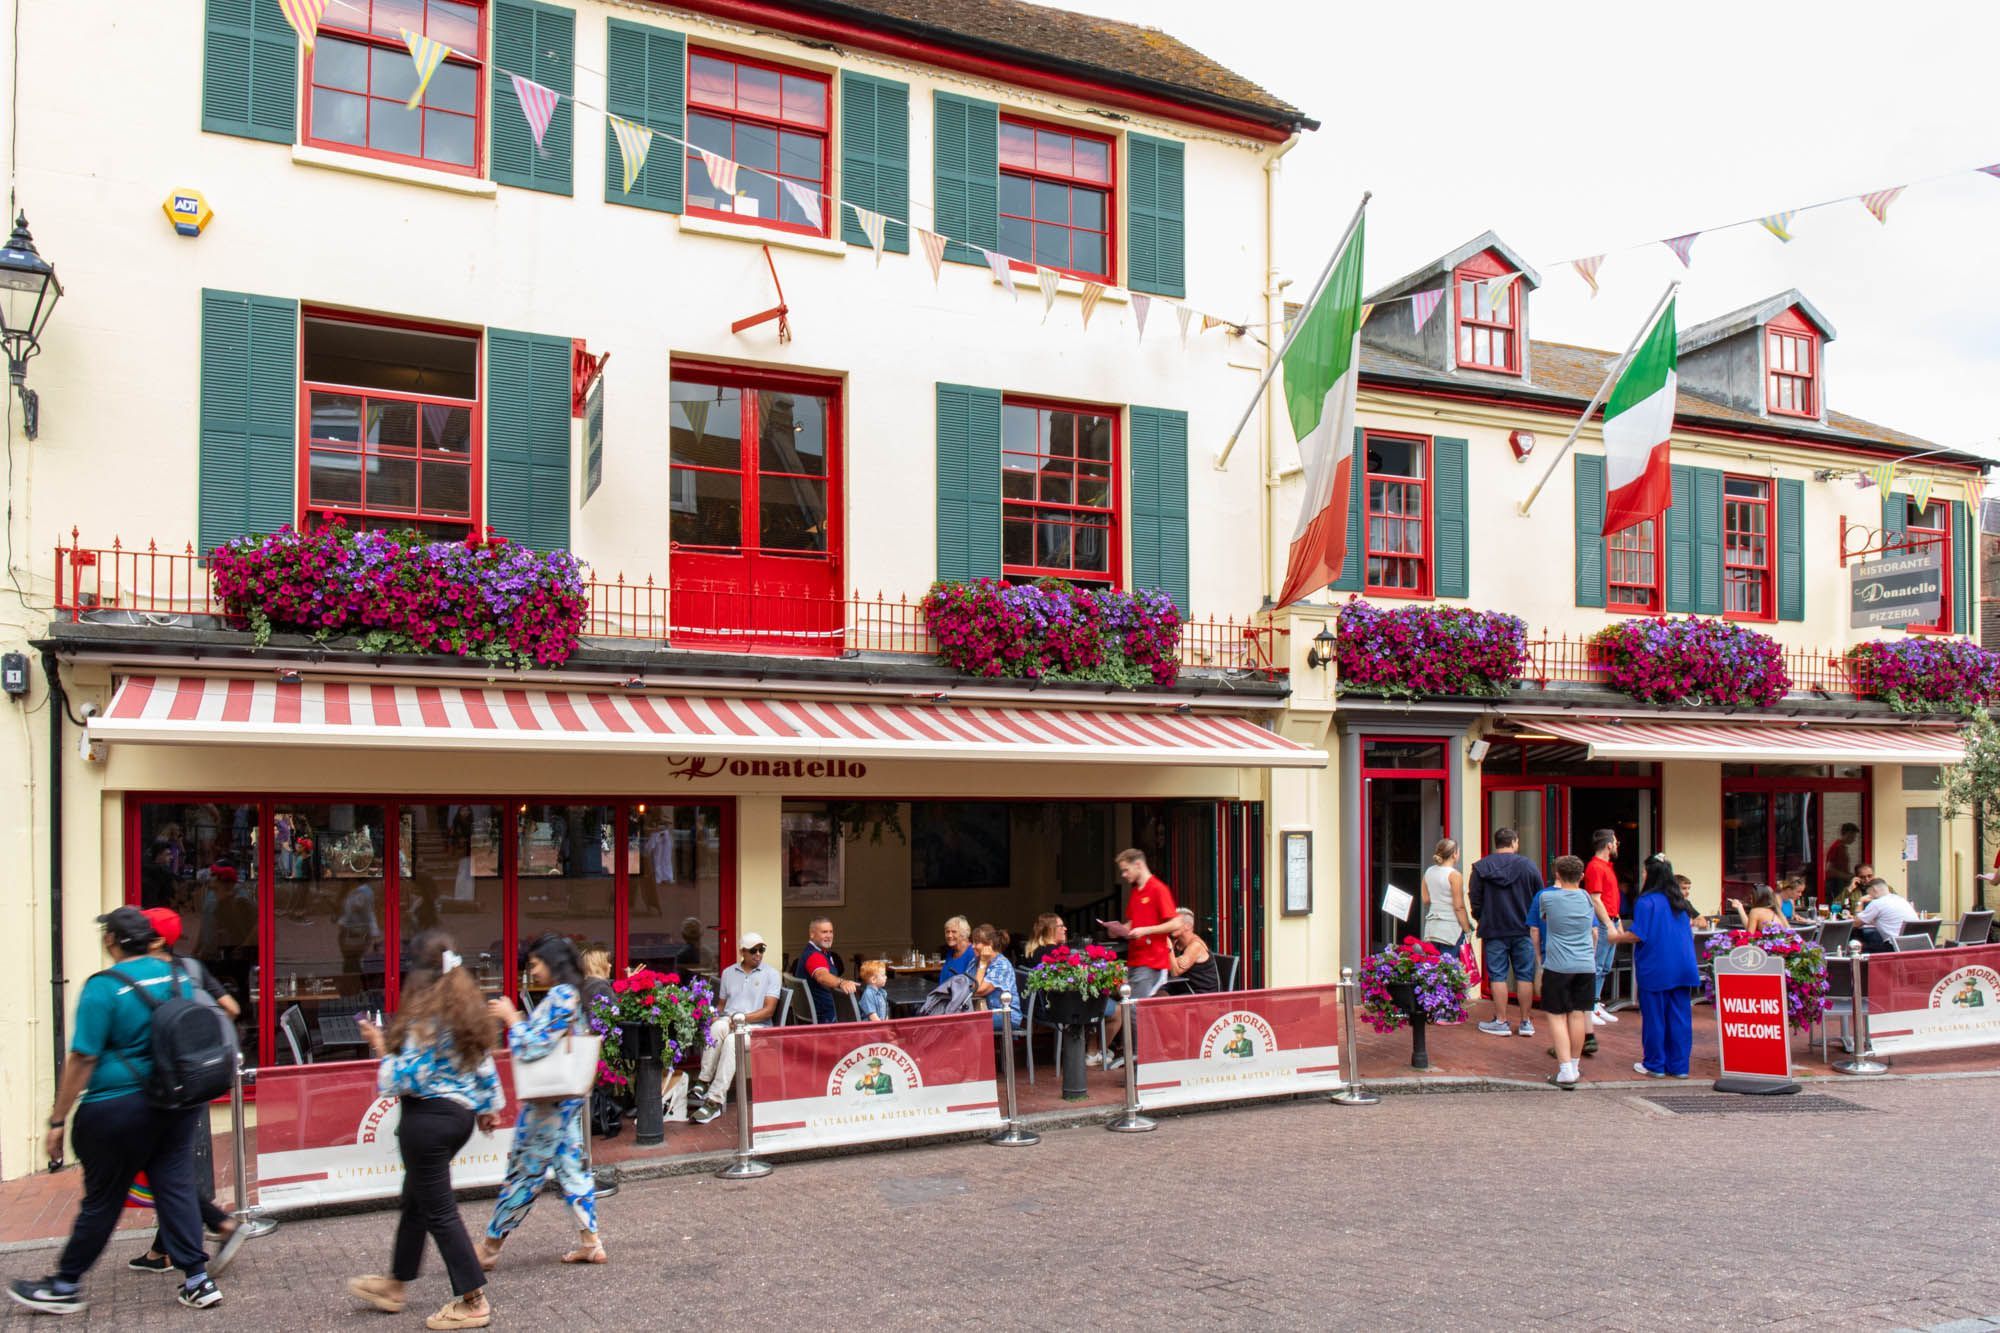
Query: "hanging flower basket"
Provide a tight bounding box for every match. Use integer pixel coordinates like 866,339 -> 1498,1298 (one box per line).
1332,599 -> 1528,700
587,969 -> 716,1080
1846,638 -> 2000,714
921,579 -> 1182,687
1589,616 -> 1790,708
1356,938 -> 1470,1033
210,522 -> 589,669
1700,927 -> 1830,1032
1021,944 -> 1128,1016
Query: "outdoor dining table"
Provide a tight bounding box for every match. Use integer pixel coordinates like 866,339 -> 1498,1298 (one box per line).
886,976 -> 934,1017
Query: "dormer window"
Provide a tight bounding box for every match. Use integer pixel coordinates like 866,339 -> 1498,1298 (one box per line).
1765,309 -> 1819,417
1453,253 -> 1519,374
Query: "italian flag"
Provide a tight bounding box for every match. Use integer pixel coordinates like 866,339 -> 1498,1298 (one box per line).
1276,217 -> 1367,609
1601,297 -> 1679,535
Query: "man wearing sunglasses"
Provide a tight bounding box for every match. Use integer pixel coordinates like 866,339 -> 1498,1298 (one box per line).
688,934 -> 782,1125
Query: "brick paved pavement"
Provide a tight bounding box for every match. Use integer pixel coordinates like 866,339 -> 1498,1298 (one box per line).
7,1076 -> 1999,1331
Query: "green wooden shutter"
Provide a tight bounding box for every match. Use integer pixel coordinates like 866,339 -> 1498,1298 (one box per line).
1776,476 -> 1805,622
202,0 -> 297,143
1953,499 -> 1973,634
604,19 -> 683,212
492,0 -> 574,195
1881,492 -> 1907,547
1330,428 -> 1366,592
1432,436 -> 1469,599
198,290 -> 297,553
1692,467 -> 1724,615
1126,133 -> 1186,298
840,71 -> 909,254
1664,464 -> 1696,613
933,92 -> 998,265
486,329 -> 573,552
1574,453 -> 1607,609
935,384 -> 1002,581
1129,406 -> 1190,612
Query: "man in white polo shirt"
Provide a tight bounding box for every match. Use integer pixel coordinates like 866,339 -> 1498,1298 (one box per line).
1857,879 -> 1921,953
688,933 -> 782,1124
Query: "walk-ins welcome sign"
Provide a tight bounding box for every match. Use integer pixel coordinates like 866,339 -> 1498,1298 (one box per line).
1711,945 -> 1799,1095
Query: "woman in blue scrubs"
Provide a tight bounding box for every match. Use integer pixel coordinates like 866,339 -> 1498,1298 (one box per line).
1608,855 -> 1701,1078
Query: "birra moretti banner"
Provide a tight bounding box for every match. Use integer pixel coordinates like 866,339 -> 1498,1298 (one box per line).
1133,986 -> 1343,1109
254,1059 -> 516,1211
748,1012 -> 1000,1151
1864,943 -> 2000,1056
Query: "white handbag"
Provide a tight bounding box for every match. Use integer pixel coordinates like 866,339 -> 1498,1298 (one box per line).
509,1007 -> 603,1102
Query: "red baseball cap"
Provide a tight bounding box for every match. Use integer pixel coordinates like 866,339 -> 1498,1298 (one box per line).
140,906 -> 182,948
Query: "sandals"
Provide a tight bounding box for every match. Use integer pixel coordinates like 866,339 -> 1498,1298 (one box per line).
425,1295 -> 492,1330
562,1234 -> 608,1265
346,1275 -> 407,1313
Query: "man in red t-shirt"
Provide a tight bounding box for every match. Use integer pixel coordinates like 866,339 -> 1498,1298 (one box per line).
1583,829 -> 1622,1029
1098,848 -> 1178,1069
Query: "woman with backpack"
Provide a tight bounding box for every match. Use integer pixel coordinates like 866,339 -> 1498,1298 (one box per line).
476,934 -> 606,1269
347,930 -> 502,1330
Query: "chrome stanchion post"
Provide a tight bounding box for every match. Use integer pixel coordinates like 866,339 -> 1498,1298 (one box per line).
1106,983 -> 1156,1133
989,992 -> 1040,1147
715,1014 -> 772,1180
1833,941 -> 1888,1076
1331,966 -> 1380,1107
229,1054 -> 276,1237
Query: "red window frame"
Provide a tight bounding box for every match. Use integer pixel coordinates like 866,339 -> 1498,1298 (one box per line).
303,0 -> 487,177
1452,251 -> 1520,375
1722,474 -> 1774,621
1607,517 -> 1663,612
125,793 -> 737,1072
298,309 -> 483,537
684,46 -> 831,237
1362,430 -> 1431,598
1906,499 -> 1953,634
1765,309 -> 1819,418
996,115 -> 1115,283
1000,396 -> 1121,587
667,359 -> 843,562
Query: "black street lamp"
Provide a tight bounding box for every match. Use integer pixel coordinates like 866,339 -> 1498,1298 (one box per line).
1306,624 -> 1337,671
0,213 -> 62,439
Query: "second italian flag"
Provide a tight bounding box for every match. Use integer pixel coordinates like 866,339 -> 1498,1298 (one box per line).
1601,298 -> 1678,535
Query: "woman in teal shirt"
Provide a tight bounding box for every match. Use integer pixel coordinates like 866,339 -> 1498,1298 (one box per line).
1608,856 -> 1702,1078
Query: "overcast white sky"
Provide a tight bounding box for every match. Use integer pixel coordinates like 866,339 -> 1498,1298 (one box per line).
1061,0 -> 2000,455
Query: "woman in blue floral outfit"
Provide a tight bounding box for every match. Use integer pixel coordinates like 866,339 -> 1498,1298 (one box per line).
477,935 -> 605,1269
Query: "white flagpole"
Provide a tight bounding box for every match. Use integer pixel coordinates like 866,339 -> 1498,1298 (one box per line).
1214,190 -> 1371,471
1517,279 -> 1680,517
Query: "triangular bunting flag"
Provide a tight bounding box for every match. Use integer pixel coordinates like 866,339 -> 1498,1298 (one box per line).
782,180 -> 823,228
1201,314 -> 1224,333
278,0 -> 329,51
983,248 -> 1017,299
608,116 -> 654,195
1662,232 -> 1700,267
1132,293 -> 1152,341
1965,478 -> 1987,535
1908,476 -> 1935,515
1079,283 -> 1104,330
848,204 -> 888,264
402,30 -> 452,109
1037,266 -> 1061,319
679,397 -> 712,441
508,73 -> 560,152
919,229 -> 947,286
1358,302 -> 1376,327
1869,462 -> 1897,495
1176,303 -> 1193,346
696,148 -> 739,197
1409,288 -> 1443,331
1980,164 -> 2000,180
1483,273 -> 1518,318
1572,255 -> 1604,297
1859,186 -> 1904,224
1758,211 -> 1796,242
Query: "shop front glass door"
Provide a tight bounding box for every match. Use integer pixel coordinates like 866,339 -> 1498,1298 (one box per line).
627,804 -> 728,975
271,802 -> 388,1064
134,800 -> 261,1061
401,803 -> 505,994
1369,776 -> 1442,952
1485,787 -> 1551,873
519,805 -> 618,967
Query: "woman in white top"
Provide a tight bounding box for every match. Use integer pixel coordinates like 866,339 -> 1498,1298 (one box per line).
1420,839 -> 1472,952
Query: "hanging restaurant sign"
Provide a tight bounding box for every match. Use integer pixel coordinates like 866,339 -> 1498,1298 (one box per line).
1850,543 -> 1942,628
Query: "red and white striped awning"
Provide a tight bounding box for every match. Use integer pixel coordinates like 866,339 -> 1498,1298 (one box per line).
89,675 -> 1325,769
1521,716 -> 1964,766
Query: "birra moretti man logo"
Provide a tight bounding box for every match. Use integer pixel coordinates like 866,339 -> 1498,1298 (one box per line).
1930,966 -> 2000,1011
828,1043 -> 922,1101
1199,1011 -> 1278,1061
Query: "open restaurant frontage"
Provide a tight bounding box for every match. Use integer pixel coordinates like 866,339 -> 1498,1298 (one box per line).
88,670 -> 1325,1076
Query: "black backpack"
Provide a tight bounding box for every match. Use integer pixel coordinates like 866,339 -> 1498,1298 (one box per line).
107,962 -> 240,1110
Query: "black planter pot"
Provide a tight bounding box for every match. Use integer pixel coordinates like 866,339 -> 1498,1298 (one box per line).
1385,982 -> 1430,1070
1037,989 -> 1095,1026
620,1022 -> 667,1144
1036,991 -> 1096,1100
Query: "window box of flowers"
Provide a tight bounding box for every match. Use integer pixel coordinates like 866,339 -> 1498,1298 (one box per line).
921,578 -> 1182,688
1332,600 -> 1528,700
1846,638 -> 2000,714
1699,927 -> 1829,1032
1589,615 -> 1790,708
1357,938 -> 1472,1070
209,521 -> 589,669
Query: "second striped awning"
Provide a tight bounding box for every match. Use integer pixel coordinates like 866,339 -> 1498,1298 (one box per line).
1517,715 -> 1965,766
90,674 -> 1326,769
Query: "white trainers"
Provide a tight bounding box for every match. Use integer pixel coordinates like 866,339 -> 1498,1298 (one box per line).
1593,1004 -> 1619,1023
1589,1009 -> 1608,1027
